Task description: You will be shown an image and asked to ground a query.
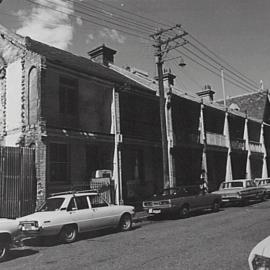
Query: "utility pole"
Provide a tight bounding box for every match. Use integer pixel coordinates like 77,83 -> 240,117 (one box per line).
151,25 -> 187,189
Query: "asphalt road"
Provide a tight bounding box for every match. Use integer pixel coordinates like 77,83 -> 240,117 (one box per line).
2,200 -> 270,270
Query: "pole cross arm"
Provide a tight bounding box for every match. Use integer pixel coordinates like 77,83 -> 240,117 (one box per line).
150,24 -> 182,38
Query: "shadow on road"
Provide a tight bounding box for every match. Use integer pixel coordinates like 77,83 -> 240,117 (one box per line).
24,226 -> 141,248
146,208 -> 225,221
4,248 -> 39,262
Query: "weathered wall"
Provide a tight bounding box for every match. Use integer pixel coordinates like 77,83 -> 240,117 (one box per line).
5,60 -> 22,145
43,66 -> 113,133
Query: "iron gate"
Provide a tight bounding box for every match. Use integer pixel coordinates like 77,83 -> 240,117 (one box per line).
0,146 -> 36,218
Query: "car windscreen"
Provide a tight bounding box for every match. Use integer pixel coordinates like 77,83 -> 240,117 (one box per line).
39,198 -> 65,211
222,182 -> 243,188
160,188 -> 179,196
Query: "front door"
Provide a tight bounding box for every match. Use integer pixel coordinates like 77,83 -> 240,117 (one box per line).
67,196 -> 93,232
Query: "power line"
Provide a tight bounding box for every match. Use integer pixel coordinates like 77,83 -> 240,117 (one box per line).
181,46 -> 257,92
24,0 -> 152,41
43,0 -> 151,36
66,0 -> 157,32
89,0 -> 171,29
22,0 -> 261,95
175,48 -> 256,93
187,41 -> 258,89
188,33 -> 258,87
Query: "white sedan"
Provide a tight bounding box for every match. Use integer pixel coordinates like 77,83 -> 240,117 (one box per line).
248,236 -> 270,269
19,190 -> 135,243
0,218 -> 20,262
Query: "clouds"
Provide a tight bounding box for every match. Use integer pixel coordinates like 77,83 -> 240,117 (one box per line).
16,0 -> 75,50
99,28 -> 126,44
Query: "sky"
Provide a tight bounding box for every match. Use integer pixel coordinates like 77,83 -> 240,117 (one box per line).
0,0 -> 270,100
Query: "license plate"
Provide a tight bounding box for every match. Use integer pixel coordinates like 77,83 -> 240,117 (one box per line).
23,223 -> 32,230
148,209 -> 161,214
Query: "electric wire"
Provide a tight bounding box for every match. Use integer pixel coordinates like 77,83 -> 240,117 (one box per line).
64,0 -> 157,32
89,0 -> 171,29
175,49 -> 256,93
21,0 -> 261,94
181,46 -> 257,92
39,0 -> 152,36
187,42 -> 258,89
188,33 -> 258,86
24,0 -> 152,41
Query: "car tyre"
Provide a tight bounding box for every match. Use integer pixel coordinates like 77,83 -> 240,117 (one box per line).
118,213 -> 132,232
59,225 -> 78,244
179,205 -> 189,218
212,200 -> 220,212
261,193 -> 267,202
0,245 -> 8,262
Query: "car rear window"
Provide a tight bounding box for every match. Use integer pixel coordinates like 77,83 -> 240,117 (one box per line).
89,195 -> 108,208
222,182 -> 243,188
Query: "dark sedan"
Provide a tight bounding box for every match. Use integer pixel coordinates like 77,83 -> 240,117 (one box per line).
142,186 -> 222,218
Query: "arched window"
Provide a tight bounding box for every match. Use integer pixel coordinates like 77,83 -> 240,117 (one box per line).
28,66 -> 38,125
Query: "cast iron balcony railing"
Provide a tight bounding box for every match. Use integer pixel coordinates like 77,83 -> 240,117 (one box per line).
230,138 -> 246,151
205,132 -> 227,147
249,141 -> 263,153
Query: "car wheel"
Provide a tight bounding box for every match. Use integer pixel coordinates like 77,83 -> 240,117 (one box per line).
179,205 -> 189,218
59,225 -> 78,244
118,213 -> 132,232
0,246 -> 8,262
212,200 -> 220,212
261,193 -> 267,201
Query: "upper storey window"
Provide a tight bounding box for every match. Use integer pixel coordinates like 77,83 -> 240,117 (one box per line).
59,76 -> 78,115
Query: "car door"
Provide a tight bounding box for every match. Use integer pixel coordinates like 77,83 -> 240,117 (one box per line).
88,195 -> 115,229
67,196 -> 93,232
184,186 -> 204,210
245,181 -> 257,198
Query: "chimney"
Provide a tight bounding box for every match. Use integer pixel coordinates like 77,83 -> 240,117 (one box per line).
88,44 -> 117,66
163,69 -> 176,87
196,85 -> 215,102
155,69 -> 176,89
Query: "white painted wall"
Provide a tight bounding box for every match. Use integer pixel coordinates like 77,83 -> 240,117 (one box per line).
5,60 -> 22,146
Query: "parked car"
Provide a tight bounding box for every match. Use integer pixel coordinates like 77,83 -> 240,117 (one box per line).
142,186 -> 222,218
248,235 -> 270,269
254,178 -> 270,197
212,179 -> 266,204
0,218 -> 21,262
19,190 -> 135,243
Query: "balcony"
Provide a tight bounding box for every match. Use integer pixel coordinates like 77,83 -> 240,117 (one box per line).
230,138 -> 246,151
249,141 -> 263,153
174,132 -> 200,145
206,132 -> 227,148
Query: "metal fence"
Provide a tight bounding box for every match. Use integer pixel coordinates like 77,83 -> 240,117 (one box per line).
0,146 -> 36,218
90,178 -> 115,204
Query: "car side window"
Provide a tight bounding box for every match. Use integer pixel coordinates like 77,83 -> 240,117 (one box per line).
75,196 -> 89,210
67,197 -> 76,211
89,195 -> 108,208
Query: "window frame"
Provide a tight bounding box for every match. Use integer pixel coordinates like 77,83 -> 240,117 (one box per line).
49,143 -> 71,183
59,76 -> 79,116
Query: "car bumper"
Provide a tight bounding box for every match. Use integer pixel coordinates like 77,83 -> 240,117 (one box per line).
143,207 -> 177,215
221,197 -> 243,203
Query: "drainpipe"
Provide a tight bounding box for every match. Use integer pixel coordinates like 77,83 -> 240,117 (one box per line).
260,123 -> 268,178
244,116 -> 251,179
224,111 -> 232,181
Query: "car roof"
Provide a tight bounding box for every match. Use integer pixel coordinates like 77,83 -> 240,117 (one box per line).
222,179 -> 253,183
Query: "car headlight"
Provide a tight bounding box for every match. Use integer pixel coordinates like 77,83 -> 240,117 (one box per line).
237,192 -> 242,198
252,254 -> 270,270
